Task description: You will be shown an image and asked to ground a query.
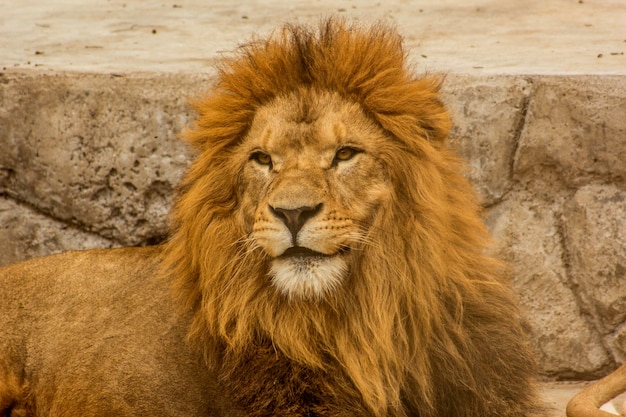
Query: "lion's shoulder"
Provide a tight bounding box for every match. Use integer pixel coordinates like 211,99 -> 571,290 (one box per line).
1,246 -> 161,276
0,246 -> 164,315
0,244 -> 223,416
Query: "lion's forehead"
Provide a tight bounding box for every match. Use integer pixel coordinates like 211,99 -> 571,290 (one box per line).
246,91 -> 379,160
252,110 -> 348,155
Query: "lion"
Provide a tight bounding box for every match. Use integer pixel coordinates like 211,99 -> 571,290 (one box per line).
0,19 -> 544,417
566,364 -> 626,417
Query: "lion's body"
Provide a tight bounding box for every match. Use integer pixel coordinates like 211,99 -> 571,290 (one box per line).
0,247 -> 230,416
1,19 -> 543,417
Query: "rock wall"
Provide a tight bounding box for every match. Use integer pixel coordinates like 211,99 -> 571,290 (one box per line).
1,71 -> 624,379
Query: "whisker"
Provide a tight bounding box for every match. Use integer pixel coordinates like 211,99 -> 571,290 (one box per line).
205,234 -> 266,304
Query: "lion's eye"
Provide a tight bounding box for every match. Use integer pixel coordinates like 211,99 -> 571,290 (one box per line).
333,147 -> 361,164
251,151 -> 272,167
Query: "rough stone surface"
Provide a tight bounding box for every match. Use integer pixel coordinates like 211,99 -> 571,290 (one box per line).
443,75 -> 530,206
514,76 -> 626,187
487,192 -> 611,377
0,73 -> 206,245
0,196 -> 114,266
562,185 -> 626,343
612,323 -> 626,364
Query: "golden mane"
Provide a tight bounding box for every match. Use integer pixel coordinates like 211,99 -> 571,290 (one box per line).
164,19 -> 538,417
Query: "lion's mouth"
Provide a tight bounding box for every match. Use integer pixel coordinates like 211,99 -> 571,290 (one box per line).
270,245 -> 350,298
279,246 -> 330,259
278,246 -> 349,259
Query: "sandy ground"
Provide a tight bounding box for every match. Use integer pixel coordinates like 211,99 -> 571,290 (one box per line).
1,0 -> 625,75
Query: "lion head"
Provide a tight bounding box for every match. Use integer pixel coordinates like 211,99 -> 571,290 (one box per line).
165,19 -> 538,417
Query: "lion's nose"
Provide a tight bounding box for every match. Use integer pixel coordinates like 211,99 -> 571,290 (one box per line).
270,204 -> 322,242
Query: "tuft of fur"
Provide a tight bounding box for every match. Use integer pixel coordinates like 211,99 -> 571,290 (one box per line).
165,19 -> 542,417
0,372 -> 28,417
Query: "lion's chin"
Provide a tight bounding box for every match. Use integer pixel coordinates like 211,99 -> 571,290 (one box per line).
269,254 -> 348,299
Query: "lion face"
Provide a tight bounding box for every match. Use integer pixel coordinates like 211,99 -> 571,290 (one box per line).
237,90 -> 392,299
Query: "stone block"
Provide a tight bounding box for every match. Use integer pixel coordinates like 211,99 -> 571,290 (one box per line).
443,75 -> 531,206
514,76 -> 626,186
562,185 -> 626,332
607,322 -> 626,363
487,192 -> 611,377
0,196 -> 114,268
0,72 -> 209,245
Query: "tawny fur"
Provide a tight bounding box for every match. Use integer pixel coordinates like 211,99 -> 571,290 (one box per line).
0,19 -> 544,417
165,19 -> 543,417
566,364 -> 626,417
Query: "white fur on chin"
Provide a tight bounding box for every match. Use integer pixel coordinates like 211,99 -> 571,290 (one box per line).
269,256 -> 347,299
